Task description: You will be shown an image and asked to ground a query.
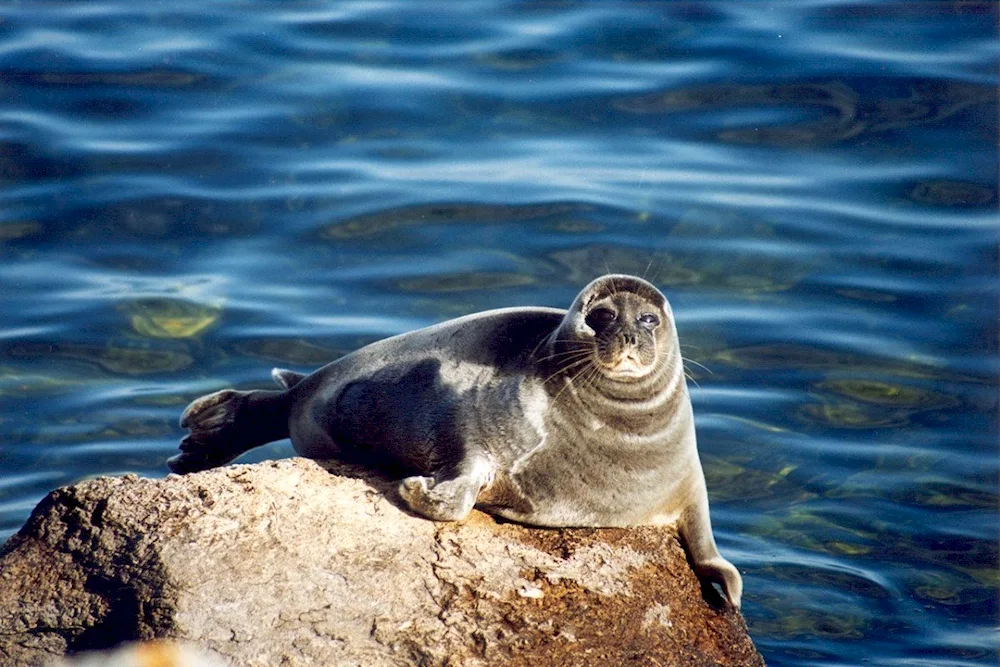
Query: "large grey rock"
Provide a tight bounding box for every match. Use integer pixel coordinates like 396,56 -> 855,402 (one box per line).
0,458 -> 764,666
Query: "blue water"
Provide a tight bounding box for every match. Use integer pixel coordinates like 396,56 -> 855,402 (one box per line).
1,2 -> 997,664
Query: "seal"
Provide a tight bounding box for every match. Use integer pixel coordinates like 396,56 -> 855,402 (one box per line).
168,274 -> 742,608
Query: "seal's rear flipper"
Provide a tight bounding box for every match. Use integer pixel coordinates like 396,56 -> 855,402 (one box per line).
168,388 -> 291,474
272,368 -> 307,389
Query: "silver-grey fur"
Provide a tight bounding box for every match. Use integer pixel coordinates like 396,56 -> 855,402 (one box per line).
168,275 -> 742,608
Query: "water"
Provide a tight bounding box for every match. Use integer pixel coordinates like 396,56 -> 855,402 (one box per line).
1,1 -> 997,664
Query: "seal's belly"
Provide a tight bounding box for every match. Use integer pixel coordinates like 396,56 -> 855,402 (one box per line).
486,434 -> 692,528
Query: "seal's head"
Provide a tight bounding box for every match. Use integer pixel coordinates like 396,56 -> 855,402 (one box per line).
551,274 -> 675,383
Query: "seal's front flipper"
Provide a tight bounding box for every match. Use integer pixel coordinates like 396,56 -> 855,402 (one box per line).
680,493 -> 743,610
168,388 -> 291,474
398,457 -> 494,521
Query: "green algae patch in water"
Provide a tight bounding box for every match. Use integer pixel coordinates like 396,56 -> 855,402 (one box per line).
749,507 -> 881,557
909,570 -> 998,609
125,297 -> 222,339
815,379 -> 959,410
799,378 -> 962,429
749,607 -> 868,641
798,399 -> 914,429
702,455 -> 814,505
904,478 -> 998,510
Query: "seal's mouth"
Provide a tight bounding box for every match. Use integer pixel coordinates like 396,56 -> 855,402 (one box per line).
596,350 -> 655,379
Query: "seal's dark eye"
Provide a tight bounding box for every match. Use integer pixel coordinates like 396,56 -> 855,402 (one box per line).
585,308 -> 616,331
638,313 -> 660,328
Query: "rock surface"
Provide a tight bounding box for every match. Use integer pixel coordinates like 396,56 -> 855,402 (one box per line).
0,458 -> 765,666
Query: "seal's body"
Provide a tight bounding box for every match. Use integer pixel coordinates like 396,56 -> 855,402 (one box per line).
169,275 -> 742,607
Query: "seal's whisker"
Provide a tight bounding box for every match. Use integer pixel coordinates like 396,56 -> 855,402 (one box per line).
578,363 -> 602,396
683,357 -> 714,375
527,334 -> 551,362
684,370 -> 702,390
533,337 -> 592,362
546,360 -> 594,412
541,355 -> 594,387
528,334 -> 585,361
546,338 -> 592,349
534,348 -> 593,364
547,352 -> 594,374
649,260 -> 662,285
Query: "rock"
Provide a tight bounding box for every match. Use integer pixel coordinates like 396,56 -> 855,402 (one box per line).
0,458 -> 765,667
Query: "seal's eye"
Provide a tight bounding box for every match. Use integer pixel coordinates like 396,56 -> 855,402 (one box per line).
638,313 -> 660,329
585,308 -> 616,331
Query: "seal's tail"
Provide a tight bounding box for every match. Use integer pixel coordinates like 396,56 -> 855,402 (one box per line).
167,387 -> 291,474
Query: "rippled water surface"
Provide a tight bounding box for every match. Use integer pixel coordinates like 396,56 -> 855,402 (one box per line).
1,2 -> 997,664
